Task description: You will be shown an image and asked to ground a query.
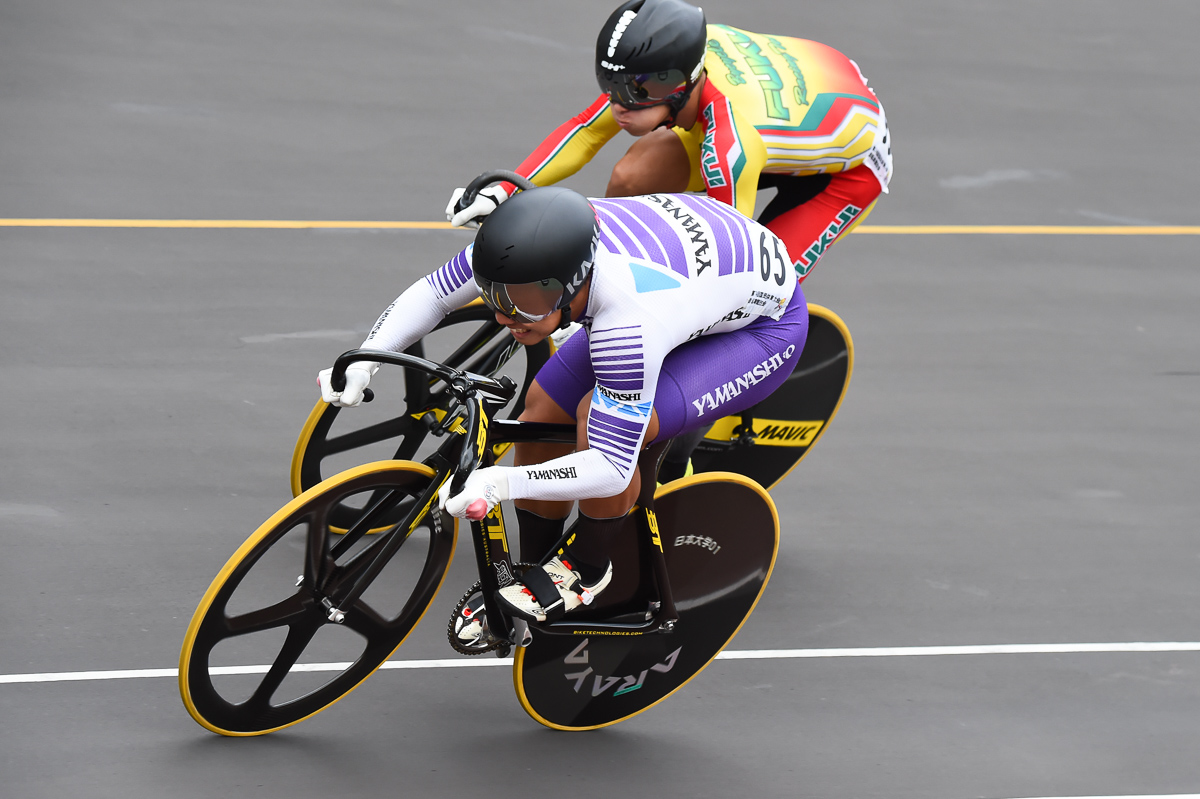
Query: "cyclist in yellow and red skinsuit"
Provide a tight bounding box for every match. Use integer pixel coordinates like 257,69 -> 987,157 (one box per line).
446,0 -> 892,282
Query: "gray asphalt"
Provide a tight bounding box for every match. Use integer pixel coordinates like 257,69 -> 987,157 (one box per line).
2,1 -> 1199,797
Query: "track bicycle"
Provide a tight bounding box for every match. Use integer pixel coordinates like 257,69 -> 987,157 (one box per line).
290,170 -> 856,507
180,349 -> 780,733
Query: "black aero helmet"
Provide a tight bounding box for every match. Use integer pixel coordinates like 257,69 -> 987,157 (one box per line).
596,0 -> 707,117
472,187 -> 599,326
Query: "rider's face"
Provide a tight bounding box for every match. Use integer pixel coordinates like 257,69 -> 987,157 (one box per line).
611,103 -> 672,136
492,283 -> 589,345
493,309 -> 562,346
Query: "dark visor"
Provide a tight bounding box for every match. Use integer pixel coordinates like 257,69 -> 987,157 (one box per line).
599,68 -> 691,109
475,276 -> 565,323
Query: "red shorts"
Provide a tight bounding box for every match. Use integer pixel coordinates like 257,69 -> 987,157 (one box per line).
756,164 -> 882,282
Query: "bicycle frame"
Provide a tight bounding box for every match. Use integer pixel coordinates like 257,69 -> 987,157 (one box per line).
329,349 -> 680,649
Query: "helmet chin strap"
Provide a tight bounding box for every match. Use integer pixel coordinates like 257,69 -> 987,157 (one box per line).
653,76 -> 702,130
557,275 -> 592,330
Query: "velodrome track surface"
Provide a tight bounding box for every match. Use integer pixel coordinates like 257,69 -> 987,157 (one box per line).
2,1 -> 1199,797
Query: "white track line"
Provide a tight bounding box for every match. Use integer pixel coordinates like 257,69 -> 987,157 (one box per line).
4,642 -> 1200,686
1013,796 -> 1200,799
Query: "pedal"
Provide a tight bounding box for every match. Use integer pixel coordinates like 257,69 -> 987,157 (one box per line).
447,582 -> 506,656
511,618 -> 533,648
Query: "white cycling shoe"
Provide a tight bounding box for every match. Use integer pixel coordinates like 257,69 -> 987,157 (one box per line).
453,592 -> 490,649
496,556 -> 613,623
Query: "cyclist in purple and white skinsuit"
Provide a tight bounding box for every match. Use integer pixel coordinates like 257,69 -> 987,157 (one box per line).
318,186 -> 807,624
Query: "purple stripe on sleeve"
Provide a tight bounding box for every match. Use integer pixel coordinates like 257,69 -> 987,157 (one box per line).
591,354 -> 644,364
591,326 -> 645,390
589,424 -> 639,446
450,251 -> 472,287
732,214 -> 747,274
589,408 -> 645,434
588,430 -> 636,458
425,249 -> 476,297
591,346 -> 642,356
427,270 -> 449,296
593,371 -> 641,379
586,415 -> 640,468
594,369 -> 642,377
591,445 -> 632,472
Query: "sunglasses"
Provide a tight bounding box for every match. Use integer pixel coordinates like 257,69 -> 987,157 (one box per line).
601,68 -> 691,109
475,276 -> 565,323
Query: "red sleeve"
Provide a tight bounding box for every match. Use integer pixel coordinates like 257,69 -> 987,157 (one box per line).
500,95 -> 619,194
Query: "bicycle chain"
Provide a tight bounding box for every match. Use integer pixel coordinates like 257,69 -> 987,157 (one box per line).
445,564 -> 534,656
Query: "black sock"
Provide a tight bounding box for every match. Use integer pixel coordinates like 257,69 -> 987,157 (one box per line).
658,458 -> 689,483
558,513 -> 626,585
659,426 -> 709,482
514,508 -> 566,564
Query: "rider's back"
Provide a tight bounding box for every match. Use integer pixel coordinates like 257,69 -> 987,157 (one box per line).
589,194 -> 797,354
701,25 -> 888,180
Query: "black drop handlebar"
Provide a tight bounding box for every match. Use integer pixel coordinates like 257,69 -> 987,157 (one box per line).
330,348 -> 520,498
329,348 -> 518,404
458,169 -> 538,213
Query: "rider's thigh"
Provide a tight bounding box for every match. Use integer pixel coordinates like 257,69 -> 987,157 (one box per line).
762,164 -> 882,281
607,128 -> 692,197
650,295 -> 810,443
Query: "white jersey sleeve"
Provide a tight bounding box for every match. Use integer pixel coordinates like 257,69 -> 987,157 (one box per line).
359,245 -> 481,354
506,311 -> 670,503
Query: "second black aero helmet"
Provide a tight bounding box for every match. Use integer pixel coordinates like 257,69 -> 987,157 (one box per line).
595,0 -> 707,114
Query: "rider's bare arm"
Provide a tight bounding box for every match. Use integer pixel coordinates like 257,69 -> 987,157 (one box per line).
508,319 -> 669,503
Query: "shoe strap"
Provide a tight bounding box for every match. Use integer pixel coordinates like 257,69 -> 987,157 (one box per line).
519,565 -> 566,619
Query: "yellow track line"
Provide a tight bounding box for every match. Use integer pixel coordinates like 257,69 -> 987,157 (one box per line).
1,219 -> 1199,234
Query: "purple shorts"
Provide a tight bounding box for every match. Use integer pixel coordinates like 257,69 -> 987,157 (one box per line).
537,288 -> 809,444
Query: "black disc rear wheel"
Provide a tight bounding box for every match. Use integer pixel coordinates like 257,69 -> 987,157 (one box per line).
513,473 -> 779,730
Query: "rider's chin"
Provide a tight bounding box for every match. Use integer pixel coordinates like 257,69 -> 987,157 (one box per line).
506,325 -> 538,343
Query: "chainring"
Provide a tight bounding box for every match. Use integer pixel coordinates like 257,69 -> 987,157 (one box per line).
445,564 -> 535,656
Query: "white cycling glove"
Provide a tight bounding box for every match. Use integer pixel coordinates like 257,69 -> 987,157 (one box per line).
445,184 -> 510,228
437,466 -> 511,520
317,362 -> 377,408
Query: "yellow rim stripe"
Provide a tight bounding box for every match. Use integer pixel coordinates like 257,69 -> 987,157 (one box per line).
3,219 -> 1200,234
179,460 -> 455,737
